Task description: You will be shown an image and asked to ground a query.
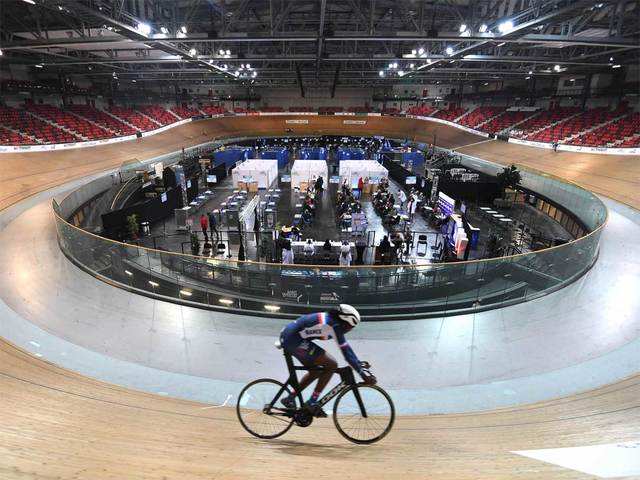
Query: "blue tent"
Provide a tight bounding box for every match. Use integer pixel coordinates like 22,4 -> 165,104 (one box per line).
261,147 -> 290,168
337,147 -> 365,161
213,147 -> 254,168
298,147 -> 327,160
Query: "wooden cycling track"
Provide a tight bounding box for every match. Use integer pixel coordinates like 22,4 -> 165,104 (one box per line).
1,115 -> 639,479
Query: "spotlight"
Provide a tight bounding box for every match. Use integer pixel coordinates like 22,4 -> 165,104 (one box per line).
409,63 -> 414,69
609,57 -> 614,62
219,49 -> 225,56
137,22 -> 152,36
418,47 -> 425,55
379,70 -> 384,77
479,24 -> 488,33
398,70 -> 404,76
411,49 -> 417,55
446,46 -> 454,55
498,20 -> 513,33
189,48 -> 197,56
553,64 -> 561,72
226,49 -> 231,56
459,24 -> 467,33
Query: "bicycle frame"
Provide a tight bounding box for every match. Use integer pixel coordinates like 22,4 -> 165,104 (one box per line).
264,350 -> 369,419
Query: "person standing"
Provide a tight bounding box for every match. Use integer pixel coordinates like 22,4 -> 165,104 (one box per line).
208,211 -> 218,244
339,241 -> 352,266
398,189 -> 407,209
199,213 -> 209,243
357,176 -> 364,199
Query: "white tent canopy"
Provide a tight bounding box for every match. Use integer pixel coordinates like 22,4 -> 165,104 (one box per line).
232,159 -> 278,189
290,159 -> 329,189
338,160 -> 388,187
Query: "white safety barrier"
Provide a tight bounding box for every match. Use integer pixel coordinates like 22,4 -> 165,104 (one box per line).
508,137 -> 640,156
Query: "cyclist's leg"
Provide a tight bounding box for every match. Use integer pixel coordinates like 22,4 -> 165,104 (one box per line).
308,351 -> 337,401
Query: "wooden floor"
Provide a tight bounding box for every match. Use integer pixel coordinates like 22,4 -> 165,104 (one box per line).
1,115 -> 639,479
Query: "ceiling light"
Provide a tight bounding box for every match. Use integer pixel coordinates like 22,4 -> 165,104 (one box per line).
609,57 -> 614,62
379,70 -> 384,77
553,64 -> 561,71
218,298 -> 233,305
176,31 -> 186,38
137,22 -> 152,36
179,290 -> 192,296
35,64 -> 43,68
498,20 -> 514,33
22,0 -> 36,4
219,49 -> 225,56
411,49 -> 417,55
459,24 -> 467,33
252,71 -> 257,77
226,49 -> 231,56
124,270 -> 133,276
264,304 -> 281,312
180,25 -> 187,33
222,64 -> 228,70
189,48 -> 197,56
148,281 -> 159,287
160,26 -> 168,34
446,46 -> 454,55
246,63 -> 251,69
0,49 -> 3,56
525,76 -> 531,80
479,24 -> 488,33
612,64 -> 621,68
418,47 -> 425,55
409,63 -> 414,69
388,63 -> 393,69
132,79 -> 136,83
528,70 -> 533,74
398,70 -> 404,76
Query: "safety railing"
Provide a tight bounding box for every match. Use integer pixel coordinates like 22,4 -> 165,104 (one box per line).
52,152 -> 607,320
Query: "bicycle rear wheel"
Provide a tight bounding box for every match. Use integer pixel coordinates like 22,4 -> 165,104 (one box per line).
333,384 -> 395,444
236,379 -> 295,439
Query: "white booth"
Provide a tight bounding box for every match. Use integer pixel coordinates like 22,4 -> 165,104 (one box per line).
338,160 -> 388,187
232,159 -> 278,189
290,160 -> 329,189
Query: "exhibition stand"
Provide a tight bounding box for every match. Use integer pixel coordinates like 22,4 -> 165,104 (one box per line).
290,159 -> 329,189
338,160 -> 388,187
260,147 -> 290,168
232,159 -> 278,189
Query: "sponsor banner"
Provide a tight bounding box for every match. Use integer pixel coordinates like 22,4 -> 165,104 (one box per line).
343,119 -> 367,125
258,112 -> 318,116
285,119 -> 309,124
367,112 -> 382,116
508,138 -> 553,149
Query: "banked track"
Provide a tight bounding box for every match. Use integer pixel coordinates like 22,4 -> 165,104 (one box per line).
1,115 -> 640,479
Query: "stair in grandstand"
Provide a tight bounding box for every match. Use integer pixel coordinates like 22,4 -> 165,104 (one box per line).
135,110 -> 162,128
500,110 -> 543,135
476,109 -> 508,129
563,112 -> 631,144
103,109 -> 139,131
2,124 -> 41,144
453,110 -> 470,122
166,109 -> 182,121
68,111 -> 119,136
523,111 -> 583,139
27,112 -> 86,141
611,132 -> 640,147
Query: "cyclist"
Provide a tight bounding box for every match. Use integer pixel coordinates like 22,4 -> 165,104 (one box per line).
279,304 -> 376,417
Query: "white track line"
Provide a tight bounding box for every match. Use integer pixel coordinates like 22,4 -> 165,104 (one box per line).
451,138 -> 496,151
199,394 -> 232,410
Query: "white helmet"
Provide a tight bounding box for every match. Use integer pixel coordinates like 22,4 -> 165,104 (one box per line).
336,304 -> 361,327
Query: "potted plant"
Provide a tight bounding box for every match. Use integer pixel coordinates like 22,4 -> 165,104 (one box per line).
190,232 -> 200,256
126,214 -> 140,240
496,164 -> 521,197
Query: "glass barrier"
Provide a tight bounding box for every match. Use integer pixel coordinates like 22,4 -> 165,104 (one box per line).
53,150 -> 606,319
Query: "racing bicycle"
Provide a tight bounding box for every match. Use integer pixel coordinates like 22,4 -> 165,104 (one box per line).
236,340 -> 395,444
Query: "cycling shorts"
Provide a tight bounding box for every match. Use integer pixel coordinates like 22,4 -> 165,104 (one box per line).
281,333 -> 325,365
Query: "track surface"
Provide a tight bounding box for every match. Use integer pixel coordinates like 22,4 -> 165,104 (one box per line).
1,116 -> 639,479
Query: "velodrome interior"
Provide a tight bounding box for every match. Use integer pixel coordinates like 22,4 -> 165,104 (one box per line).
2,114 -> 640,479
2,0 -> 640,478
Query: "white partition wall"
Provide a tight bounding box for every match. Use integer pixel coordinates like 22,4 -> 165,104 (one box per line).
232,159 -> 278,188
338,160 -> 388,187
290,160 -> 329,188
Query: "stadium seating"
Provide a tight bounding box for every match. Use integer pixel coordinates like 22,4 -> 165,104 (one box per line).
512,107 -> 580,139
109,106 -> 157,131
528,107 -> 626,144
260,106 -> 284,112
458,107 -> 506,129
68,105 -> 136,136
481,110 -> 538,134
433,107 -> 467,122
170,106 -> 202,119
0,125 -> 34,145
289,106 -> 315,112
200,105 -> 227,115
138,105 -> 179,125
569,112 -> 640,147
318,106 -> 344,114
0,105 -> 79,144
348,106 -> 373,113
406,104 -> 437,116
29,104 -> 112,140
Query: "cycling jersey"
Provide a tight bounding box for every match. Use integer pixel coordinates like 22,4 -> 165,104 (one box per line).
281,312 -> 363,374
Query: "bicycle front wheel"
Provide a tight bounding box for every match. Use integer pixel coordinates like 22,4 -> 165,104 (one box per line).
333,384 -> 395,444
236,378 -> 295,439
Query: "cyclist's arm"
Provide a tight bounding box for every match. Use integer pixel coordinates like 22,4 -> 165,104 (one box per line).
335,330 -> 363,375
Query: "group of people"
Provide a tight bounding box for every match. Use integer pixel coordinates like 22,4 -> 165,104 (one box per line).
198,211 -> 219,244
279,236 -> 353,266
373,182 -> 422,229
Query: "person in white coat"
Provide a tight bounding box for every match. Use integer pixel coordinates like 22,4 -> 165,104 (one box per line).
398,189 -> 407,209
339,242 -> 352,266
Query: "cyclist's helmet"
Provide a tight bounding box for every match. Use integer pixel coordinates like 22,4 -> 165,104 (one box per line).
336,304 -> 361,327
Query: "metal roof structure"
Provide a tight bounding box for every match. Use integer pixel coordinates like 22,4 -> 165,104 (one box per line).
0,0 -> 638,90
